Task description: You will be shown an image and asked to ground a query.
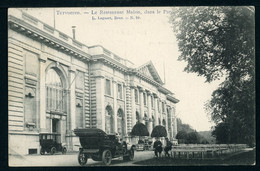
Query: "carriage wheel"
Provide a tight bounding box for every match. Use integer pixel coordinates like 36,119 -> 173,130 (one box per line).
102,149 -> 112,166
62,147 -> 67,154
50,147 -> 56,155
78,151 -> 87,166
40,148 -> 45,155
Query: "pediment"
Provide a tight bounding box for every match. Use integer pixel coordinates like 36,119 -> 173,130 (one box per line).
137,61 -> 163,84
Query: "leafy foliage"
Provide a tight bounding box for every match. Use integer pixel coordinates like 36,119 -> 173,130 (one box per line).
130,122 -> 149,137
176,118 -> 195,133
151,125 -> 167,137
170,7 -> 254,83
170,7 -> 255,146
176,118 -> 211,144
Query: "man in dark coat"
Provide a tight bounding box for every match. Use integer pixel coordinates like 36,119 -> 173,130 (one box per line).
153,137 -> 163,158
164,137 -> 172,157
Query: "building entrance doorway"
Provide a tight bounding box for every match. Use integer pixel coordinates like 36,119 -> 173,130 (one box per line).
52,118 -> 60,133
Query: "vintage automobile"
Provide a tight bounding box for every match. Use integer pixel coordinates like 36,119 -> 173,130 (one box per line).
74,128 -> 135,166
136,139 -> 152,151
39,133 -> 67,155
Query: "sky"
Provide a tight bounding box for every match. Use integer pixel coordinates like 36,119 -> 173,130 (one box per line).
19,7 -> 224,131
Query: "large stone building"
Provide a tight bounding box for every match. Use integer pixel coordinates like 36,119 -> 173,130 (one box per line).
8,9 -> 179,155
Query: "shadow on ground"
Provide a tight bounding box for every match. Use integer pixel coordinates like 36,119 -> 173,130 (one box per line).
133,149 -> 255,166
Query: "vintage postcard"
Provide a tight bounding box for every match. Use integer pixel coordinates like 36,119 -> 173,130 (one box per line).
8,7 -> 255,166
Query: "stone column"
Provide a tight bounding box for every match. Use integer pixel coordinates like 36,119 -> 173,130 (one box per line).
168,107 -> 173,139
158,99 -> 162,125
69,66 -> 76,132
131,86 -> 136,126
113,80 -> 118,133
153,94 -> 159,126
172,107 -> 177,138
164,101 -> 168,137
139,87 -> 144,124
39,55 -> 46,132
147,91 -> 152,134
123,84 -> 128,136
95,76 -> 105,130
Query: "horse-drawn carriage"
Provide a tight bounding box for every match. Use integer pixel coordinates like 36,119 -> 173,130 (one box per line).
74,128 -> 135,166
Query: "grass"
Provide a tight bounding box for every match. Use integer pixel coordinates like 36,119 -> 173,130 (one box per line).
133,149 -> 255,166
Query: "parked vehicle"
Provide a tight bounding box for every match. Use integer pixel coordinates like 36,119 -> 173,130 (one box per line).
74,128 -> 135,166
136,139 -> 151,151
39,133 -> 67,155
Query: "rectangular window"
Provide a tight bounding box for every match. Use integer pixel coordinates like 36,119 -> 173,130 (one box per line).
135,89 -> 139,103
117,84 -> 123,99
76,98 -> 83,128
151,96 -> 154,108
143,93 -> 147,106
158,100 -> 160,112
105,79 -> 111,95
162,102 -> 165,113
24,87 -> 36,125
76,71 -> 84,90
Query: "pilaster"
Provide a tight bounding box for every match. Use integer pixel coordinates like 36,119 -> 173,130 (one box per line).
113,80 -> 118,133
154,94 -> 159,126
139,87 -> 144,124
95,76 -> 105,130
131,86 -> 136,126
69,66 -> 76,132
147,91 -> 152,134
172,107 -> 177,138
39,55 -> 46,132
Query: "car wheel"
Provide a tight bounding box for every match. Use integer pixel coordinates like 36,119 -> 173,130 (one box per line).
50,147 -> 56,155
40,148 -> 45,155
128,149 -> 134,161
102,149 -> 112,166
123,149 -> 134,161
62,147 -> 67,154
78,151 -> 87,166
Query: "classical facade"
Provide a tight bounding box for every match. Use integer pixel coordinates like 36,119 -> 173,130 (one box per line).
8,9 -> 179,155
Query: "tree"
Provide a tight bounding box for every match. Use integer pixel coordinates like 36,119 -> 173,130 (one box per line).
176,130 -> 188,144
170,7 -> 255,146
212,122 -> 230,144
186,132 -> 200,144
151,125 -> 167,138
130,122 -> 149,138
176,118 -> 195,133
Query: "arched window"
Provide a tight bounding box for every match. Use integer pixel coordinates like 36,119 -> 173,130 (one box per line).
136,112 -> 140,123
151,96 -> 154,108
143,93 -> 147,106
144,113 -> 148,129
135,89 -> 139,103
158,118 -> 161,125
167,108 -> 171,132
152,115 -> 155,129
117,109 -> 124,136
46,68 -> 66,113
162,119 -> 166,127
105,105 -> 113,134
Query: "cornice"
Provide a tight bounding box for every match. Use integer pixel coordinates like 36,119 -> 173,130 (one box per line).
8,13 -> 178,102
166,95 -> 179,104
8,16 -> 91,62
92,54 -> 128,73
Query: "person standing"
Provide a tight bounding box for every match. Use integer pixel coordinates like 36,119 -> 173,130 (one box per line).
153,137 -> 163,158
164,137 -> 172,157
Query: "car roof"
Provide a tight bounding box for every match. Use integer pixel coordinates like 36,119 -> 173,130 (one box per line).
74,128 -> 107,136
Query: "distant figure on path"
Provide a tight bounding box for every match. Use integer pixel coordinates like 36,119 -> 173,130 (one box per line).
153,137 -> 163,158
164,137 -> 172,157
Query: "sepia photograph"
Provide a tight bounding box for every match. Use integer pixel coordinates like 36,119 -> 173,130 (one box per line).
8,7 -> 255,166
